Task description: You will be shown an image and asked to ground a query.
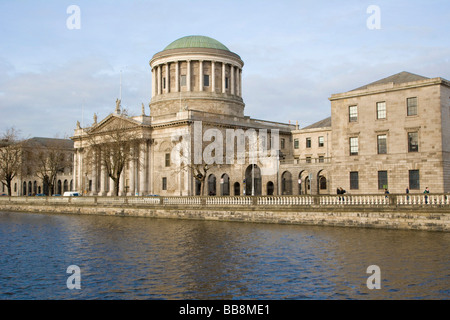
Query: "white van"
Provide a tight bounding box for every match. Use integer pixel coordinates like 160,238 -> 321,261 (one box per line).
63,191 -> 81,197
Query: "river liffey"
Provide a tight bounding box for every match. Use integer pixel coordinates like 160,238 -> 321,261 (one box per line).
0,211 -> 448,300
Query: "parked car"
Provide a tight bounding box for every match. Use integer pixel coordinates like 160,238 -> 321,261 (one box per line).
63,191 -> 81,197
52,194 -> 61,196
35,194 -> 46,196
0,193 -> 8,196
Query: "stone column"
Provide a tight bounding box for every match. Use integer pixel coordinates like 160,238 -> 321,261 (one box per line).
222,63 -> 226,93
91,151 -> 98,195
139,141 -> 148,195
129,150 -> 135,196
239,68 -> 242,97
199,60 -> 203,91
165,63 -> 170,93
73,149 -> 78,191
157,65 -> 162,95
99,157 -> 106,196
119,172 -> 124,196
175,61 -> 179,92
187,60 -> 191,92
230,65 -> 235,95
151,67 -> 156,98
236,68 -> 240,96
211,61 -> 215,93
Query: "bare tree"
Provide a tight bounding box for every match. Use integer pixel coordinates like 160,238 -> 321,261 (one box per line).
84,115 -> 141,196
0,128 -> 23,196
30,139 -> 73,195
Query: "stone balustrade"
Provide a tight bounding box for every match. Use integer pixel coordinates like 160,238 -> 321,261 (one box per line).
1,193 -> 449,207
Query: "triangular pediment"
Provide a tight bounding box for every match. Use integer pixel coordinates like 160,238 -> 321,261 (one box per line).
88,113 -> 142,134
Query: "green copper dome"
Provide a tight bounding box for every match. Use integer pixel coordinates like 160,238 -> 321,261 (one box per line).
164,35 -> 230,51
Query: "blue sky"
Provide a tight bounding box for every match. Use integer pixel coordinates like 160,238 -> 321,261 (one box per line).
1,0 -> 449,138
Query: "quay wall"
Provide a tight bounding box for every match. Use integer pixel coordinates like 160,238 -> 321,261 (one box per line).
0,194 -> 449,232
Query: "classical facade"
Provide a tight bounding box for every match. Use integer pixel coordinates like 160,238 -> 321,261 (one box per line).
72,36 -> 294,197
71,36 -> 450,197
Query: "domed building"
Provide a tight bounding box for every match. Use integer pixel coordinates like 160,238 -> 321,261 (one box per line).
72,35 -> 450,198
71,35 -> 295,197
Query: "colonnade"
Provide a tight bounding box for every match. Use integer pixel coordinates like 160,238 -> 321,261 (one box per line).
73,140 -> 151,196
151,60 -> 242,97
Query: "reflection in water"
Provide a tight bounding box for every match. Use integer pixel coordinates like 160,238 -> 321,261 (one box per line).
0,211 -> 448,299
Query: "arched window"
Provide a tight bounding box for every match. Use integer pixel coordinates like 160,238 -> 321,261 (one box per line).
208,174 -> 216,196
281,171 -> 292,195
319,176 -> 327,190
234,182 -> 240,196
221,174 -> 230,196
267,181 -> 274,195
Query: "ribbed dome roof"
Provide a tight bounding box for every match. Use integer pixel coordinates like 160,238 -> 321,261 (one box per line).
164,35 -> 230,51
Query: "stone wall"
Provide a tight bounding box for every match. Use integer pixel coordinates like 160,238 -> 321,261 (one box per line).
1,196 -> 448,232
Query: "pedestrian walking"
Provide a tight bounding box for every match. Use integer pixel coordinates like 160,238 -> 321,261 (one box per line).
423,187 -> 430,204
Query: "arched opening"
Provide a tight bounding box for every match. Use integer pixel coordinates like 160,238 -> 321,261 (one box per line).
208,174 -> 216,196
233,182 -> 240,196
28,181 -> 32,196
267,181 -> 274,195
195,179 -> 202,196
220,174 -> 230,196
57,180 -> 62,195
298,172 -> 303,195
305,176 -> 311,194
33,181 -> 37,195
70,180 -> 73,191
245,164 -> 261,196
281,171 -> 292,195
63,180 -> 68,193
317,170 -> 328,194
23,182 -> 26,196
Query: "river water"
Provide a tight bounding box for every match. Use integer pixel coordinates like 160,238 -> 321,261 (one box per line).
0,211 -> 448,300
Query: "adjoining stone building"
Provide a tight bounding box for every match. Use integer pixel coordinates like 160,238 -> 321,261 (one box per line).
71,36 -> 450,196
329,71 -> 450,195
2,137 -> 74,196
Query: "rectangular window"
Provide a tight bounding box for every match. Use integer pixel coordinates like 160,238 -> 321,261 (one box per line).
318,156 -> 324,163
409,170 -> 420,190
377,102 -> 386,119
294,139 -> 299,149
162,177 -> 167,190
408,132 -> 419,152
349,137 -> 359,155
350,172 -> 359,190
306,137 -> 311,148
306,157 -> 312,163
204,75 -> 210,87
349,105 -> 358,122
407,97 -> 418,116
180,75 -> 186,86
318,136 -> 324,147
163,77 -> 166,89
378,171 -> 388,190
225,77 -> 229,89
165,153 -> 171,167
281,138 -> 285,149
377,134 -> 387,154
